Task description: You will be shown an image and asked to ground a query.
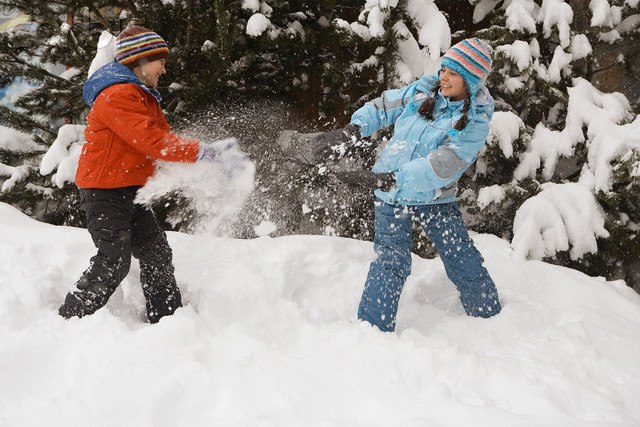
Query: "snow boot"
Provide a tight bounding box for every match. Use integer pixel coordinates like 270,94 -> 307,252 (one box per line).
145,285 -> 182,324
58,283 -> 117,319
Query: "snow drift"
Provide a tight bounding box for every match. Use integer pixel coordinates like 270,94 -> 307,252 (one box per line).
1,202 -> 639,425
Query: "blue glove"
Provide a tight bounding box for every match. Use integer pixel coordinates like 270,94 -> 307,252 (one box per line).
197,137 -> 250,178
197,138 -> 239,163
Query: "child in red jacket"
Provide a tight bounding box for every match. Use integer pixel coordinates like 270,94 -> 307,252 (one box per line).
59,26 -> 225,322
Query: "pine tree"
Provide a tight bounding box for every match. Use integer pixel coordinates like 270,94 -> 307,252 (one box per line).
0,0 -> 120,225
459,0 -> 640,290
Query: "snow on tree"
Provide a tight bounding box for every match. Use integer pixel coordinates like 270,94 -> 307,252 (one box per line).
0,1 -> 123,225
1,0 -> 640,292
464,0 -> 640,290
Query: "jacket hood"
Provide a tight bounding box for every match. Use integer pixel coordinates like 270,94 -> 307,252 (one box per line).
83,61 -> 162,107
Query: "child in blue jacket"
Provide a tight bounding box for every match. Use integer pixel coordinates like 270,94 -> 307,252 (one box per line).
314,38 -> 502,331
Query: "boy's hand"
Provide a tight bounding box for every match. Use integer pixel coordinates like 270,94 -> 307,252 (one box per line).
197,138 -> 239,163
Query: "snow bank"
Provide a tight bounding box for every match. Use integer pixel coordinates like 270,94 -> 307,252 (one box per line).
1,202 -> 640,424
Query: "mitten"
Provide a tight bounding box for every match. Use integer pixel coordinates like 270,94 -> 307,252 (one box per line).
197,138 -> 239,163
335,170 -> 395,192
311,124 -> 361,162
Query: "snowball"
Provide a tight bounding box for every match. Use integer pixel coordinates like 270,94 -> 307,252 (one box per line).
135,138 -> 256,236
254,220 -> 277,236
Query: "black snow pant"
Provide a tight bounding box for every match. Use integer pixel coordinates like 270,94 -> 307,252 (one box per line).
59,186 -> 182,323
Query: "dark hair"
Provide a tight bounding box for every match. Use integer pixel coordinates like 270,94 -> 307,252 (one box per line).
418,81 -> 470,131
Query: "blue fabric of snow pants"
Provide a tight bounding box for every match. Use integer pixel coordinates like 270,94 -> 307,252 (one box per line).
358,199 -> 501,332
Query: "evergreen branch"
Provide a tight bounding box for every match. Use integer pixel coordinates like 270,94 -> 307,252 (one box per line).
0,105 -> 56,137
81,1 -> 113,32
64,24 -> 83,57
4,50 -> 68,84
591,62 -> 621,74
123,0 -> 140,20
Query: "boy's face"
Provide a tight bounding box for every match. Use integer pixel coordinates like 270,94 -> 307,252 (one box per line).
133,59 -> 166,88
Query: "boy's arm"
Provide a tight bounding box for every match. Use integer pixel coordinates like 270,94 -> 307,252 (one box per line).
93,85 -> 199,162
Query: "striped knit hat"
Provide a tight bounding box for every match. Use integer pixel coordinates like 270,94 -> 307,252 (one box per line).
440,38 -> 492,96
115,26 -> 168,67
440,38 -> 493,131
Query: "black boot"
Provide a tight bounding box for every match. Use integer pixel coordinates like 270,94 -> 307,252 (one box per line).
58,283 -> 117,319
145,285 -> 182,324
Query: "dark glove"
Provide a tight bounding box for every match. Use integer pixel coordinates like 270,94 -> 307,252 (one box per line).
312,124 -> 361,162
335,170 -> 396,192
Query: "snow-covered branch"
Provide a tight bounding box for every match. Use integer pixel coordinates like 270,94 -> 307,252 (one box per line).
39,124 -> 85,188
512,182 -> 609,260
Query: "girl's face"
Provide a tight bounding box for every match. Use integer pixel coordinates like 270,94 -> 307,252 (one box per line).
133,59 -> 166,88
439,66 -> 468,101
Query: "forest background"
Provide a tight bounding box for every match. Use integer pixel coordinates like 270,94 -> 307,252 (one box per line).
0,0 -> 639,291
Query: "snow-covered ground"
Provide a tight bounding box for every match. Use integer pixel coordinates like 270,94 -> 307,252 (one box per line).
1,201 -> 640,425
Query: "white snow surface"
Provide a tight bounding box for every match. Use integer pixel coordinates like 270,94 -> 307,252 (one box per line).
497,39 -> 533,72
487,111 -> 524,159
1,202 -> 640,424
246,13 -> 271,37
39,124 -> 85,187
505,0 -> 538,33
512,182 -> 609,260
0,125 -> 42,153
547,45 -> 573,83
570,34 -> 592,60
476,184 -> 506,209
514,78 -> 637,189
473,0 -> 502,23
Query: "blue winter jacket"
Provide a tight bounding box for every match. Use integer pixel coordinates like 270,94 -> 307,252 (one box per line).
350,75 -> 494,206
83,61 -> 162,108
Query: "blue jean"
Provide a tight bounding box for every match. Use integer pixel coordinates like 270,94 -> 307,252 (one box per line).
358,199 -> 501,331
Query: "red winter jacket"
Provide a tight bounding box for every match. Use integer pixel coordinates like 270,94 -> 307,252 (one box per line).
75,83 -> 199,188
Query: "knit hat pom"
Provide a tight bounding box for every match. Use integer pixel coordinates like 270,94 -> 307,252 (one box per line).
115,26 -> 168,67
440,37 -> 493,95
